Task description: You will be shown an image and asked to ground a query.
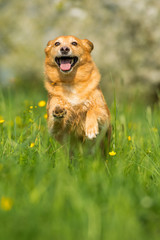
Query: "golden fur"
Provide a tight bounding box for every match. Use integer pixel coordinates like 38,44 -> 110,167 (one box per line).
44,35 -> 111,143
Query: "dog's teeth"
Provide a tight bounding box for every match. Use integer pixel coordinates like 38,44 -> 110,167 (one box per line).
71,59 -> 74,65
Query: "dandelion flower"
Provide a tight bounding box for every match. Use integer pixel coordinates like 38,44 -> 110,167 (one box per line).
30,143 -> 35,148
15,116 -> 22,126
109,151 -> 116,156
44,113 -> 48,119
38,100 -> 46,107
29,118 -> 33,123
0,119 -> 5,124
30,106 -> 33,109
1,197 -> 13,211
152,127 -> 158,133
128,136 -> 131,141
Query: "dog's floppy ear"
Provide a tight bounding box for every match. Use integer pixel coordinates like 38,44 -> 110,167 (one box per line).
45,40 -> 53,56
82,39 -> 94,53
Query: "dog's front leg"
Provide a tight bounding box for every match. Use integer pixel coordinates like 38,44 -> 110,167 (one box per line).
47,96 -> 68,136
85,109 -> 99,139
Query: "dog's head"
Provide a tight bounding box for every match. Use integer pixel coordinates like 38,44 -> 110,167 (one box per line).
45,35 -> 94,74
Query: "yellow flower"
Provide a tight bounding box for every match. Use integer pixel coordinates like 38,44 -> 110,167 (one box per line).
35,106 -> 37,108
30,143 -> 35,148
29,118 -> 33,123
109,151 -> 116,156
1,197 -> 13,211
152,127 -> 158,133
30,106 -> 33,109
15,116 -> 22,126
128,136 -> 131,141
0,119 -> 5,124
44,113 -> 48,119
38,101 -> 46,107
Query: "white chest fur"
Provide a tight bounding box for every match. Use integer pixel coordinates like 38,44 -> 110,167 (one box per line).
67,95 -> 81,105
64,85 -> 88,106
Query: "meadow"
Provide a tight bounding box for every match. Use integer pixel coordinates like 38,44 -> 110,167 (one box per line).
0,84 -> 160,240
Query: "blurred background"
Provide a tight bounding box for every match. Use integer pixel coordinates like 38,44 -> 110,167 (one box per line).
0,0 -> 160,104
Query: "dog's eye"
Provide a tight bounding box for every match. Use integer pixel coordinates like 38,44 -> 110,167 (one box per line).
71,42 -> 78,46
55,42 -> 60,47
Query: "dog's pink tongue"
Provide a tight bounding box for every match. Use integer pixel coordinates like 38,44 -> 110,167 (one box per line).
60,59 -> 71,71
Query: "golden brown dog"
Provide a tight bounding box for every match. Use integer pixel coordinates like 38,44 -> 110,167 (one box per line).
44,35 -> 111,146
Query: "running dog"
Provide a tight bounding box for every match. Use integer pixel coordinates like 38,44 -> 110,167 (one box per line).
44,35 -> 111,145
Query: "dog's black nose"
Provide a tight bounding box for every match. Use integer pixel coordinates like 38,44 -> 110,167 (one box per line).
60,46 -> 70,54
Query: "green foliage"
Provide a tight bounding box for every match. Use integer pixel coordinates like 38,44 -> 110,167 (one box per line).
0,86 -> 160,240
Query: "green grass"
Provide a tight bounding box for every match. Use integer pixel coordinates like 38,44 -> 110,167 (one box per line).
0,86 -> 160,240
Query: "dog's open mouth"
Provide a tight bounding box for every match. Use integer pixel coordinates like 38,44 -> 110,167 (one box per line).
55,56 -> 78,72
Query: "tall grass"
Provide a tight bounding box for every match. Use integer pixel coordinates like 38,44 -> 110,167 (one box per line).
0,86 -> 160,240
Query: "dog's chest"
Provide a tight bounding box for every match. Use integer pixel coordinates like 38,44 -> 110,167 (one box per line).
64,85 -> 88,106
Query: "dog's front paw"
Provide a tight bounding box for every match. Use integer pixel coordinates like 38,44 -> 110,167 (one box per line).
85,122 -> 99,140
52,105 -> 67,118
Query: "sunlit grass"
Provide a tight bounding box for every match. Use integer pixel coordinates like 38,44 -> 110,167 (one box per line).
0,87 -> 160,240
